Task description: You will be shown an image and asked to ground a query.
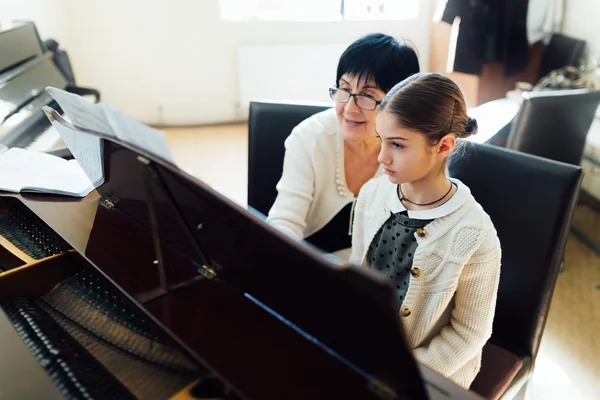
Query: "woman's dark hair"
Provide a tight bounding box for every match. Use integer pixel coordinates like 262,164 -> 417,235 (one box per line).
379,72 -> 478,144
336,33 -> 420,93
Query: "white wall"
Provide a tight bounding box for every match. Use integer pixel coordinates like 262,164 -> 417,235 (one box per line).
59,0 -> 433,125
236,43 -> 353,109
1,0 -> 69,48
2,0 -> 433,125
15,1 -> 600,125
562,0 -> 600,57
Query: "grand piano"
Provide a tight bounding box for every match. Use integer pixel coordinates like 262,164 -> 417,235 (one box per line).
0,20 -> 99,153
0,23 -> 483,400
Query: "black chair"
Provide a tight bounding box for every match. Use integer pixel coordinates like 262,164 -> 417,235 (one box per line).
448,142 -> 583,399
537,33 -> 587,82
249,100 -> 351,253
506,89 -> 600,257
506,89 -> 600,165
247,100 -> 331,217
45,38 -> 101,104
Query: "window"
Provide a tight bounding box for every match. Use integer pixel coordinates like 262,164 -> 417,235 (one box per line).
220,0 -> 420,22
342,0 -> 420,21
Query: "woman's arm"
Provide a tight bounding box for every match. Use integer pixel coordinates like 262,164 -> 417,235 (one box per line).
413,230 -> 502,379
266,129 -> 316,239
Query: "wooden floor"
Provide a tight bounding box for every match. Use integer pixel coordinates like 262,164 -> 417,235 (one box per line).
532,204 -> 600,400
163,124 -> 600,400
164,123 -> 249,207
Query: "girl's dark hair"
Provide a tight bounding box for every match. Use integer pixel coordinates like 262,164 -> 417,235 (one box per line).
336,33 -> 420,93
379,73 -> 478,144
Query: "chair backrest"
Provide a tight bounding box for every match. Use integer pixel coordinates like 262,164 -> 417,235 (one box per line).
537,33 -> 587,82
248,100 -> 332,216
44,38 -> 76,84
506,89 -> 600,165
448,142 -> 582,361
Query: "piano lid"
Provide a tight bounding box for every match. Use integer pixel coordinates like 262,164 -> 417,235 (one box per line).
0,52 -> 67,147
39,107 -> 429,399
0,21 -> 45,74
0,20 -> 73,151
0,53 -> 66,120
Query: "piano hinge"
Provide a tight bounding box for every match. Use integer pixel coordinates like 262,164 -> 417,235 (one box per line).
198,264 -> 218,279
100,195 -> 120,209
367,378 -> 398,400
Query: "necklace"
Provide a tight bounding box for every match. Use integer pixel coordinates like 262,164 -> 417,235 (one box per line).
399,180 -> 453,206
335,136 -> 384,197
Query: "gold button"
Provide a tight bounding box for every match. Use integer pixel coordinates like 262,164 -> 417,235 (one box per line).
410,267 -> 421,278
401,308 -> 411,317
416,228 -> 426,238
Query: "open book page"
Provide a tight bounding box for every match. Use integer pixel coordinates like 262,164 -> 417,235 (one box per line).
100,103 -> 174,163
0,148 -> 94,197
0,148 -> 57,192
37,159 -> 95,197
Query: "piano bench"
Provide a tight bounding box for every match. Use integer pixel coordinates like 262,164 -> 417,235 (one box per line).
470,343 -> 524,400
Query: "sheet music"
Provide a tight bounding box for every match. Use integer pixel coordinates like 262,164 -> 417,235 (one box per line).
49,119 -> 104,187
46,87 -> 174,164
100,103 -> 174,163
45,87 -> 114,136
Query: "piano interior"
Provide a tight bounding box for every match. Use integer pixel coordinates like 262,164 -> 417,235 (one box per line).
0,198 -> 234,400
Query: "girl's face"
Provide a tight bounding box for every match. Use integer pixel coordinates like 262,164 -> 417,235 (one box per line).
334,73 -> 386,142
376,110 -> 455,185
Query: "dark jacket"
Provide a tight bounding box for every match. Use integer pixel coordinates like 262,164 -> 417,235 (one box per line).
442,0 -> 530,77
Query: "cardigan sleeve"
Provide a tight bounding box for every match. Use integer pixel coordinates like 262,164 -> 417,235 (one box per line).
412,228 -> 501,384
266,128 -> 316,239
349,178 -> 379,265
349,190 -> 367,265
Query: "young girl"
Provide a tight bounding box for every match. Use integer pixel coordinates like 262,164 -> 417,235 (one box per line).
350,73 -> 501,389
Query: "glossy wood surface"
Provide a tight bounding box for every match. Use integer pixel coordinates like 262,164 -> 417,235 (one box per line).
0,252 -> 79,301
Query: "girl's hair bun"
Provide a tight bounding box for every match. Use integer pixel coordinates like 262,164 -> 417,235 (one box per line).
464,116 -> 478,136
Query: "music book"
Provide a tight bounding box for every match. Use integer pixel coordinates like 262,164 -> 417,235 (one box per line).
0,147 -> 97,197
0,88 -> 174,198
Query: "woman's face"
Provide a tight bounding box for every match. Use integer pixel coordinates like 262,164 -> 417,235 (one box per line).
335,73 -> 386,142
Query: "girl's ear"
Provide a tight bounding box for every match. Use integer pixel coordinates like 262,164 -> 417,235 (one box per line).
437,134 -> 456,159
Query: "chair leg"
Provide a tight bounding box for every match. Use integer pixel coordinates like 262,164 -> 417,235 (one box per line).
570,226 -> 600,255
572,190 -> 600,256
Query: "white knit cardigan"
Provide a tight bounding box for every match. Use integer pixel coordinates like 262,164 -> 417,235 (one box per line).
350,176 -> 502,389
267,108 -> 383,240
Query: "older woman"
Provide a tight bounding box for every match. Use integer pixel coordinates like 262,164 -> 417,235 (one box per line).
267,33 -> 420,257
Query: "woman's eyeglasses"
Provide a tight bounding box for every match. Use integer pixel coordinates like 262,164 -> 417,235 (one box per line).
329,86 -> 381,111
